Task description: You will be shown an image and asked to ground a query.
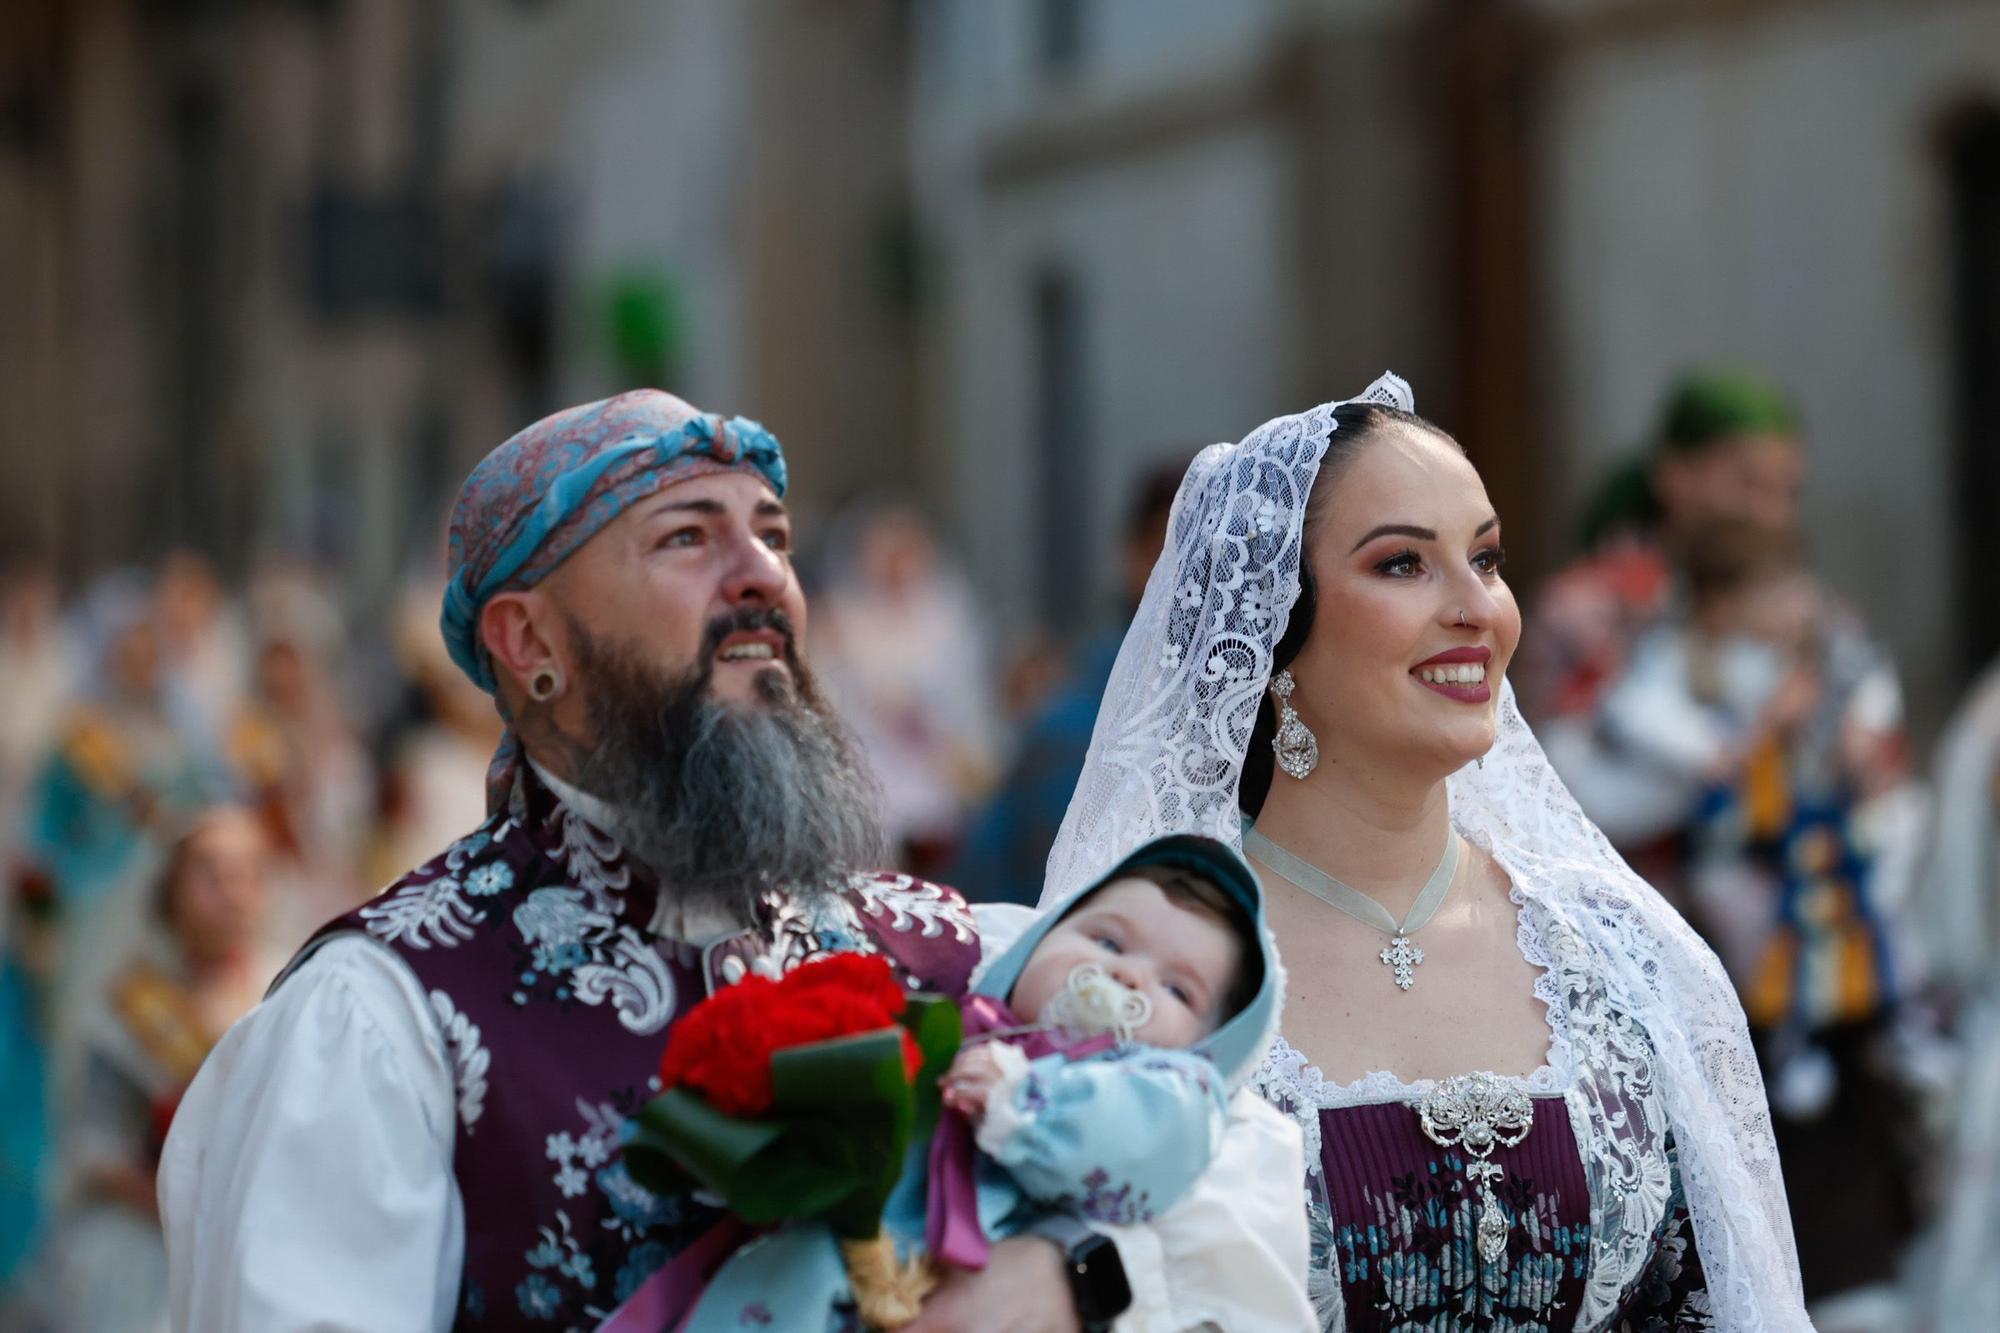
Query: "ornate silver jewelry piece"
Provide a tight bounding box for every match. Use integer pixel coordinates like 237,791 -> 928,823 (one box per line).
1269,670 -> 1319,780
1242,826 -> 1460,991
1414,1072 -> 1535,1264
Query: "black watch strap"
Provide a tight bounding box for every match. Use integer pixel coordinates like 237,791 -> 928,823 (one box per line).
1030,1215 -> 1133,1330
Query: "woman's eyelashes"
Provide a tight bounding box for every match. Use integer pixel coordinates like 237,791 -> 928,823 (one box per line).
1371,545 -> 1508,579
1375,548 -> 1423,578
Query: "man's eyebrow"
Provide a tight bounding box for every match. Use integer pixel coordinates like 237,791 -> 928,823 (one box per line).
644,497 -> 726,518
1349,523 -> 1436,553
639,496 -> 789,520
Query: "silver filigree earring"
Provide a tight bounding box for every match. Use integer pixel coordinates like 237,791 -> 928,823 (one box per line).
1270,669 -> 1318,780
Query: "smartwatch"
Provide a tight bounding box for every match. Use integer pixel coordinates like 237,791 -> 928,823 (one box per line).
1031,1214 -> 1133,1331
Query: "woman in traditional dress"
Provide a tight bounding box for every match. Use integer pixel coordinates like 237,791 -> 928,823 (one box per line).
1044,375 -> 1809,1331
47,805 -> 280,1333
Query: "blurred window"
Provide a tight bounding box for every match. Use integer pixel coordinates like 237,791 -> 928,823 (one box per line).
306,187 -> 443,319
1034,267 -> 1091,633
1947,103 -> 2000,678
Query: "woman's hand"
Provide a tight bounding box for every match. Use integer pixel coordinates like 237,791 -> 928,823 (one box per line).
904,1236 -> 1081,1333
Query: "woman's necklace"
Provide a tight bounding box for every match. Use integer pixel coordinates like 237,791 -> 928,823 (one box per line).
1243,825 -> 1460,992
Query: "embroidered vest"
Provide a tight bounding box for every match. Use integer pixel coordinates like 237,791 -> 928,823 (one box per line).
288,772 -> 980,1331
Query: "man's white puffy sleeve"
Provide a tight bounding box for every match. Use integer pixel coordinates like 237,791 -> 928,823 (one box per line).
969,903 -> 1313,1332
158,934 -> 464,1333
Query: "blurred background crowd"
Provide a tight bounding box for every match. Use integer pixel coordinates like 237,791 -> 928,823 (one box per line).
3,1 -> 2000,1330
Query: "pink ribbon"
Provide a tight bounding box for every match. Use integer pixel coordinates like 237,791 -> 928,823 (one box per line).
922,997 -> 1114,1270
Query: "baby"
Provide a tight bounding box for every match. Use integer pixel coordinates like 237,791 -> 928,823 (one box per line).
673,834 -> 1311,1332
936,853 -> 1262,1225
892,833 -> 1309,1329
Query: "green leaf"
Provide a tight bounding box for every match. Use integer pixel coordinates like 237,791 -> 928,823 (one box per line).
627,1088 -> 787,1198
770,1030 -> 917,1239
903,995 -> 964,1139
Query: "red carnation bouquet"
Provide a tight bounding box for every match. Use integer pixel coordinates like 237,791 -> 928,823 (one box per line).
622,952 -> 961,1329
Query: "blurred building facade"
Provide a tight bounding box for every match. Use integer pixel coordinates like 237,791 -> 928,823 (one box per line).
0,0 -> 919,602
911,0 -> 2000,737
4,0 -> 1998,730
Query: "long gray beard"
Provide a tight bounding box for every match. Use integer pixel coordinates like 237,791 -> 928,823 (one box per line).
568,625 -> 886,923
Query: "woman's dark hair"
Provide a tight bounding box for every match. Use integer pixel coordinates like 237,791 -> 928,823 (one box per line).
1238,401 -> 1463,819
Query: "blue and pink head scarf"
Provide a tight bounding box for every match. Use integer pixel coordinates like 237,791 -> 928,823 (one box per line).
439,389 -> 788,805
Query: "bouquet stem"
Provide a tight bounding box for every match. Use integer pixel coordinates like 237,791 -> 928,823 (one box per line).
840,1232 -> 939,1330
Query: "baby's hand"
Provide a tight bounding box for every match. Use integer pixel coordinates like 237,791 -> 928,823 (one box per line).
940,1045 -> 1005,1124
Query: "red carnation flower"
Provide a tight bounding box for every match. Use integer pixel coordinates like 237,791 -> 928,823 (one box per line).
657,953 -> 921,1117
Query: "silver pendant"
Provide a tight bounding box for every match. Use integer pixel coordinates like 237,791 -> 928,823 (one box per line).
1379,932 -> 1424,991
1471,1162 -> 1509,1263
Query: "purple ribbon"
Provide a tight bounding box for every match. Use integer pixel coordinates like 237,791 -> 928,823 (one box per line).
923,997 -> 1115,1270
595,1217 -> 757,1333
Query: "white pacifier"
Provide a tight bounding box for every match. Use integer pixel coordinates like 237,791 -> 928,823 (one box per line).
1043,962 -> 1153,1041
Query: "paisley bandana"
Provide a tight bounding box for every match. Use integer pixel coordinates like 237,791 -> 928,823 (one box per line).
437,390 -> 788,806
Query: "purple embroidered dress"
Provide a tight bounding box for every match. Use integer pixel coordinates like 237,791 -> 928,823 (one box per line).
1253,893 -> 1714,1332
283,767 -> 981,1331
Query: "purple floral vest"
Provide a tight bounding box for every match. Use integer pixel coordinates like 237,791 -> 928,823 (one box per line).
289,769 -> 981,1331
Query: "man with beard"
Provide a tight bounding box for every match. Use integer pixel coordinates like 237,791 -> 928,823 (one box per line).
157,393 -> 1140,1331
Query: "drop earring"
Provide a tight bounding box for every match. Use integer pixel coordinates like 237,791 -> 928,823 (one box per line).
1270,669 -> 1319,780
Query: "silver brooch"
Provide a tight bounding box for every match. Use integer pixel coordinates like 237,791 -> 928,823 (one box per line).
1414,1073 -> 1535,1264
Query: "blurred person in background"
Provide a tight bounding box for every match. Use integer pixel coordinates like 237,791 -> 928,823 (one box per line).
0,555 -> 76,1326
949,458 -> 1184,904
151,553 -> 249,771
811,499 -> 1001,874
1908,656 -> 2000,1330
0,557 -> 77,872
1520,368 -> 1806,724
1607,519 -> 1922,1317
1540,377 -> 1922,1322
1599,521 -> 1904,999
1525,370 -> 1829,867
20,578 -> 222,1030
226,573 -> 375,942
368,580 -> 508,885
2,576 -> 215,1316
42,806 -> 278,1333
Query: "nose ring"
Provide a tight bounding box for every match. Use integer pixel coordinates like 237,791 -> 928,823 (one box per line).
1457,609 -> 1468,628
